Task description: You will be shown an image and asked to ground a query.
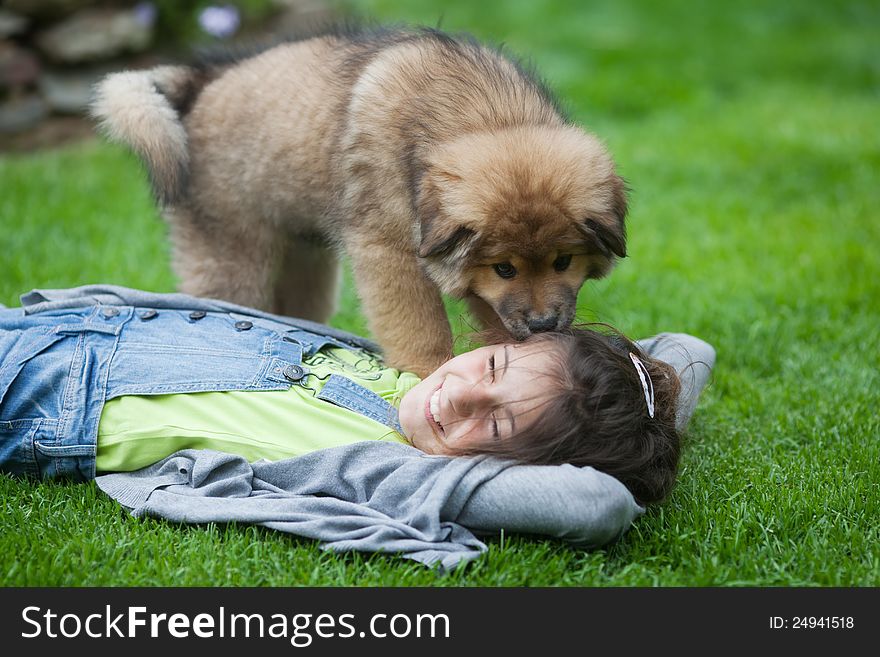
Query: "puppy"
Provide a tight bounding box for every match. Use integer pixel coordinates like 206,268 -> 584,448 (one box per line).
91,25 -> 627,377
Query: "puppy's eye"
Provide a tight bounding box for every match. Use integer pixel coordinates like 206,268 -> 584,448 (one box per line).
493,263 -> 517,279
554,254 -> 572,272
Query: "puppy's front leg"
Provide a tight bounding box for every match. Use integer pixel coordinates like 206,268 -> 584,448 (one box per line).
346,241 -> 453,378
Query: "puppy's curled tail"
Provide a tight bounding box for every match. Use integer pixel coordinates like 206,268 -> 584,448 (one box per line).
90,66 -> 200,205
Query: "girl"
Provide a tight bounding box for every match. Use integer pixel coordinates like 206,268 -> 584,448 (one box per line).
0,285 -> 712,506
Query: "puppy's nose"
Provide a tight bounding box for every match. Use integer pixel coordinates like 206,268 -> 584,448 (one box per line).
527,316 -> 557,333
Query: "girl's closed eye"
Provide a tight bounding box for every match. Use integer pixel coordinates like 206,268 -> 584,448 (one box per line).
489,353 -> 496,381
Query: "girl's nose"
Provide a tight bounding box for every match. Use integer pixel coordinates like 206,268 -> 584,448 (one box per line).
446,377 -> 493,417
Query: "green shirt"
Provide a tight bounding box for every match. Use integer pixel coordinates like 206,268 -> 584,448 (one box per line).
96,346 -> 420,473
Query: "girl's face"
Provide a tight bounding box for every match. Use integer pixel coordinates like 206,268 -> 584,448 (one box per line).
398,341 -> 559,455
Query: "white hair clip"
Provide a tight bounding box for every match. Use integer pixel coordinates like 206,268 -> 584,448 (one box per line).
629,352 -> 655,418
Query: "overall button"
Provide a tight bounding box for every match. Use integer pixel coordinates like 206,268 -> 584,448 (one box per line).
283,364 -> 305,382
234,320 -> 253,331
101,307 -> 120,318
139,309 -> 158,321
189,310 -> 206,320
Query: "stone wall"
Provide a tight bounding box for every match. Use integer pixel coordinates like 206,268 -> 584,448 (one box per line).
0,0 -> 336,151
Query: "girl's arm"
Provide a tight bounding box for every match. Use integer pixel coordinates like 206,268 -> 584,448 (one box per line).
456,462 -> 644,546
636,333 -> 716,431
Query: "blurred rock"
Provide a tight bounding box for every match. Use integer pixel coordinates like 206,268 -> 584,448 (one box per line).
39,66 -> 111,113
0,9 -> 30,38
4,1 -> 103,22
0,42 -> 41,89
35,7 -> 154,63
0,93 -> 49,134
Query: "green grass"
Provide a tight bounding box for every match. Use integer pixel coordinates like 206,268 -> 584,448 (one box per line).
1,0 -> 878,586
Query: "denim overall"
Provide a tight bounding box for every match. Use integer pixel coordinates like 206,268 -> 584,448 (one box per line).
0,297 -> 402,481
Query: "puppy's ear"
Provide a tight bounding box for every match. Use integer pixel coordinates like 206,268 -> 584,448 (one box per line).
579,218 -> 627,259
416,170 -> 478,258
419,224 -> 478,258
610,173 -> 629,228
579,174 -> 628,258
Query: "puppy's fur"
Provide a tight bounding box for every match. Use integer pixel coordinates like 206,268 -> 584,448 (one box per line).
91,26 -> 627,376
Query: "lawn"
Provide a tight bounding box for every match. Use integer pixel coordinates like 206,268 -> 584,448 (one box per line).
0,0 -> 877,586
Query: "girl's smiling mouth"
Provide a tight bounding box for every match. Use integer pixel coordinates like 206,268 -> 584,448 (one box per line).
424,382 -> 445,435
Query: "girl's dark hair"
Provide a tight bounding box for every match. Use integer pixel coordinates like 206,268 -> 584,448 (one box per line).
448,325 -> 682,505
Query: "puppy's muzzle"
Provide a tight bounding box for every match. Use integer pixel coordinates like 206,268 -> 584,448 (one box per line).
503,313 -> 565,340
527,316 -> 558,333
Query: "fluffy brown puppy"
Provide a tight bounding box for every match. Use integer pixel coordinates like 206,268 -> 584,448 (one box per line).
91,26 -> 627,377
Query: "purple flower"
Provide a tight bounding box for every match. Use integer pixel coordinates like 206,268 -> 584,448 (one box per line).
198,5 -> 241,39
133,1 -> 157,27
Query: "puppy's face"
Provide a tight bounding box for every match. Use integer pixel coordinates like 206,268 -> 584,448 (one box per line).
466,241 -> 608,339
417,125 -> 627,339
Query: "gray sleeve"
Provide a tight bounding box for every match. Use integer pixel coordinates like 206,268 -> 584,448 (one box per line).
636,333 -> 716,431
456,463 -> 645,547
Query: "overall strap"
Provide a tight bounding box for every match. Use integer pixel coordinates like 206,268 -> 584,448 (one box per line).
316,374 -> 403,434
